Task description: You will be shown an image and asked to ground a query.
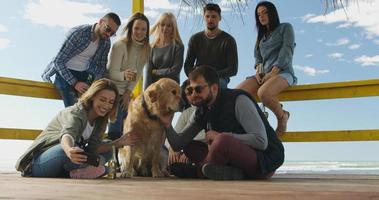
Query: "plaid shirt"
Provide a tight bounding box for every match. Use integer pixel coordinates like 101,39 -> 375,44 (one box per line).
42,24 -> 111,85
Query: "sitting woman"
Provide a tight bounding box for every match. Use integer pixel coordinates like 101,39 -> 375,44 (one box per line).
236,1 -> 297,135
15,78 -> 140,179
144,12 -> 184,89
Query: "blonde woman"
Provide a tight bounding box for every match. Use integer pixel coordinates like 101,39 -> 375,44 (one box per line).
144,12 -> 184,89
107,12 -> 150,140
16,79 -> 140,178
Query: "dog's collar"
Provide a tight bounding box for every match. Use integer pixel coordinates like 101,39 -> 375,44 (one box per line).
141,95 -> 159,121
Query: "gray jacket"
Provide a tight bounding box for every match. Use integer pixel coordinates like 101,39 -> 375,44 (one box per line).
15,103 -> 103,172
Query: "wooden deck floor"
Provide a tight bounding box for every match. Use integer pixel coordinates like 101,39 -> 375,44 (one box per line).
1,172 -> 379,200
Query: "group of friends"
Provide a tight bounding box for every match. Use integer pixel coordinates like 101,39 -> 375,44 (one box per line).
16,1 -> 297,180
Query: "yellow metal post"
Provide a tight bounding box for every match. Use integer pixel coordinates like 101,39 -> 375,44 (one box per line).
131,0 -> 144,99
132,0 -> 144,13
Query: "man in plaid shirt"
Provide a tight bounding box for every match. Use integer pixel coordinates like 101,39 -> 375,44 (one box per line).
42,12 -> 121,107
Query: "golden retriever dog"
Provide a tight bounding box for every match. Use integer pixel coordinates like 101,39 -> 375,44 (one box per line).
118,78 -> 181,178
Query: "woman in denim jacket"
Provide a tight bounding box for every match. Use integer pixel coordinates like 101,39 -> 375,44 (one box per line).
237,1 -> 297,135
16,79 -> 140,178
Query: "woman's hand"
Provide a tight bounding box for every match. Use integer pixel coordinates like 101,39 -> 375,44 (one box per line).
255,69 -> 263,85
168,148 -> 189,165
261,66 -> 280,84
124,69 -> 137,81
64,146 -> 87,165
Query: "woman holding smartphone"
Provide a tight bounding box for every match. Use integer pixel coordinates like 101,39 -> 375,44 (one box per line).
16,79 -> 140,179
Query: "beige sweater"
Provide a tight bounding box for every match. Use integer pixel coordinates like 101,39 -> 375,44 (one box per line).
107,39 -> 149,94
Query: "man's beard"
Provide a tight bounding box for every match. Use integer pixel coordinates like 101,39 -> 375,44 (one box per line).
192,92 -> 213,107
207,24 -> 217,31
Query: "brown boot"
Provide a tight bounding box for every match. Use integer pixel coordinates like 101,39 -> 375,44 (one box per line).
276,110 -> 290,136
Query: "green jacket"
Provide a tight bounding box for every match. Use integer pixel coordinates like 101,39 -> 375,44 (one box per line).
15,103 -> 104,172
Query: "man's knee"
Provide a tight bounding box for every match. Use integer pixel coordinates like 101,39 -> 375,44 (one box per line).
211,134 -> 234,150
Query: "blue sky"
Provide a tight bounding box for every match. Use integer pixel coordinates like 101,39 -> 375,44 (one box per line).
1,0 -> 379,168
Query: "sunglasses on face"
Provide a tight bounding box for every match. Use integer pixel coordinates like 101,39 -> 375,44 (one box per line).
104,24 -> 116,36
185,84 -> 209,96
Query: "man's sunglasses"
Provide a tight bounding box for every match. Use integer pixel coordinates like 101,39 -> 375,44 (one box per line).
104,24 -> 116,36
185,84 -> 209,96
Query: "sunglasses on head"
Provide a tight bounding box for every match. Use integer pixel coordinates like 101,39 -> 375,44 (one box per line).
185,84 -> 209,96
104,24 -> 116,36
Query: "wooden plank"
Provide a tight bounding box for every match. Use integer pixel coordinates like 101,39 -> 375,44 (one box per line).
1,173 -> 379,200
2,76 -> 379,101
278,79 -> 379,101
1,127 -> 379,142
0,77 -> 60,99
281,129 -> 379,142
0,128 -> 41,140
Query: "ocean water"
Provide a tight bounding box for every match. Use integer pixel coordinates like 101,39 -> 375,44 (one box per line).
277,161 -> 379,175
1,139 -> 379,175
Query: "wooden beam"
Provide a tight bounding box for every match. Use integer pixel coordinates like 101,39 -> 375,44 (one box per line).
0,128 -> 41,140
1,127 -> 379,142
277,79 -> 379,101
281,129 -> 379,142
0,77 -> 60,100
132,0 -> 144,13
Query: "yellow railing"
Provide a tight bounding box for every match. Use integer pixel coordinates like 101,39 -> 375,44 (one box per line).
1,76 -> 379,142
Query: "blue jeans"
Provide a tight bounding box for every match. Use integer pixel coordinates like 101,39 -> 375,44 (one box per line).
219,78 -> 230,89
54,70 -> 93,107
31,144 -> 111,178
107,99 -> 128,140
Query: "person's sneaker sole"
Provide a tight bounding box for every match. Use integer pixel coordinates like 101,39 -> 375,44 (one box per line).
70,166 -> 106,179
202,163 -> 244,180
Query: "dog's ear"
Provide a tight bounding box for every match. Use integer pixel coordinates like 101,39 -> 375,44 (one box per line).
147,84 -> 162,103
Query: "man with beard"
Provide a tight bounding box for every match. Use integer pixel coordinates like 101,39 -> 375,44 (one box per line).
162,66 -> 284,180
42,13 -> 121,107
183,3 -> 238,88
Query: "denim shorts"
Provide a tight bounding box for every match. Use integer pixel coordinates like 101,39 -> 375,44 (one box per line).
279,72 -> 296,86
246,72 -> 296,86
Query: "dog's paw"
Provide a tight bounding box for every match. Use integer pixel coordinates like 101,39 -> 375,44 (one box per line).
120,170 -> 133,178
152,170 -> 165,178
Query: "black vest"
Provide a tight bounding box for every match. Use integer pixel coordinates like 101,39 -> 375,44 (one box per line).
198,89 -> 285,175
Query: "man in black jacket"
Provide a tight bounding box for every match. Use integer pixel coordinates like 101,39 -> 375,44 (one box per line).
160,66 -> 284,180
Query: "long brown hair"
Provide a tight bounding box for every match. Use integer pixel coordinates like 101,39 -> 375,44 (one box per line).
121,12 -> 150,61
79,78 -> 119,134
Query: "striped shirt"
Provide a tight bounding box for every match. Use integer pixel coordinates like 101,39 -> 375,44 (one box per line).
41,24 -> 110,85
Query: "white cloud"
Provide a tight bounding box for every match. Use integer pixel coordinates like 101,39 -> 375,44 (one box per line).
328,53 -> 344,59
0,24 -> 8,32
355,55 -> 379,66
24,0 -> 108,29
302,13 -> 316,21
326,37 -> 350,46
374,40 -> 379,45
294,65 -> 330,76
304,1 -> 379,37
145,0 -> 178,10
144,0 -> 180,19
305,54 -> 313,58
0,38 -> 11,49
337,23 -> 352,28
317,39 -> 323,43
348,44 -> 360,50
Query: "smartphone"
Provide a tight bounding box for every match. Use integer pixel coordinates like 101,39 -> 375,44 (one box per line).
79,151 -> 100,167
